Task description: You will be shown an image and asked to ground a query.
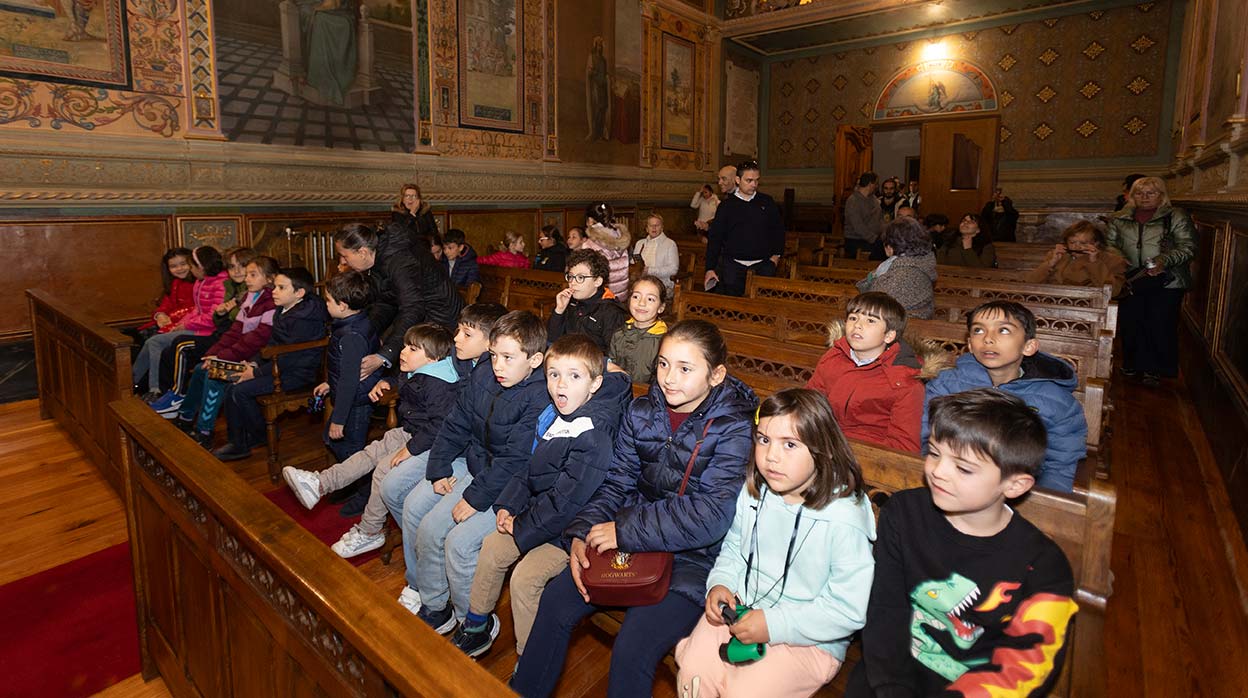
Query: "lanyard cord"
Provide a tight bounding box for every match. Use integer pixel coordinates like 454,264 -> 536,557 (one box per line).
743,489 -> 804,606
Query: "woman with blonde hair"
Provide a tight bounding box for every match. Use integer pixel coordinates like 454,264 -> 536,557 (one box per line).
391,182 -> 438,251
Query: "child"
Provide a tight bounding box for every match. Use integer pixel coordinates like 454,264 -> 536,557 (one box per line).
381,311 -> 550,633
442,228 -> 481,287
608,274 -> 668,383
846,389 -> 1078,698
922,301 -> 1087,492
548,248 -> 628,352
132,247 -> 194,339
512,320 -> 757,698
477,230 -> 530,268
582,201 -> 631,296
805,292 -> 939,453
313,271 -> 380,461
674,388 -> 876,698
132,246 -> 227,400
451,334 -> 633,658
282,322 -> 461,558
172,256 -> 279,447
213,268 -> 329,461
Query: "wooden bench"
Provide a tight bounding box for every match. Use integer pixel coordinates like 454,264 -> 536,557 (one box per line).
478,266 -> 565,320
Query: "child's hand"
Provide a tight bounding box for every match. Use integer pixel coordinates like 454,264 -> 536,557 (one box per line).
569,538 -> 591,602
154,312 -> 171,328
213,302 -> 227,314
554,288 -> 573,314
369,380 -> 391,402
730,609 -> 770,645
327,423 -> 344,440
705,585 -> 738,626
389,447 -> 411,467
585,521 -> 617,554
234,364 -> 256,383
201,355 -> 217,368
496,509 -> 514,534
313,382 -> 330,397
451,498 -> 476,523
432,476 -> 457,495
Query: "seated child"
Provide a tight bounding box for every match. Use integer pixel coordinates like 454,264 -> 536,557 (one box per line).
922,301 -> 1087,492
451,334 -> 632,658
675,388 -> 876,698
846,389 -> 1078,698
282,322 -> 460,558
805,292 -> 936,453
171,256 -> 279,448
313,271 -> 380,461
477,230 -> 530,268
381,311 -> 550,633
131,246 -> 194,341
548,248 -> 628,352
442,228 -> 481,288
212,268 -> 329,461
608,274 -> 668,383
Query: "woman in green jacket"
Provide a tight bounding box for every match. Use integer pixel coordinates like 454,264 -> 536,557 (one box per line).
1106,176 -> 1196,386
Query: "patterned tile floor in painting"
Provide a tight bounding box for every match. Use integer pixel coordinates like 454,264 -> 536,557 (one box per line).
215,35 -> 416,152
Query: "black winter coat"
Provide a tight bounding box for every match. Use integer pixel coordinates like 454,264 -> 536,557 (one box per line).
391,206 -> 438,251
547,287 -> 628,353
443,244 -> 482,288
325,313 -> 380,425
366,229 -> 463,366
495,370 -> 633,553
532,243 -> 569,273
395,359 -> 464,457
565,376 -> 758,605
254,296 -> 328,391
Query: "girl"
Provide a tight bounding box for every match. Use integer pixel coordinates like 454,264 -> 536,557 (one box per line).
477,230 -> 530,268
566,226 -> 587,250
936,213 -> 997,268
1028,220 -> 1128,296
674,388 -> 876,698
608,274 -> 668,383
132,246 -> 227,399
134,247 -> 195,337
173,257 -> 279,447
512,320 -> 757,698
582,202 -> 631,295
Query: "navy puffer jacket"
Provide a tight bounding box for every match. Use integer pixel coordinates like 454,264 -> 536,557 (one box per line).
565,375 -> 758,605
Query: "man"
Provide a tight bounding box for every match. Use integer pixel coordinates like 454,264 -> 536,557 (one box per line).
980,187 -> 1019,242
704,160 -> 786,296
896,205 -> 916,220
716,164 -> 737,197
879,178 -> 901,223
901,180 -> 922,212
844,172 -> 885,261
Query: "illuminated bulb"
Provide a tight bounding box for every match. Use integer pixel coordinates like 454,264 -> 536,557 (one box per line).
921,42 -> 949,62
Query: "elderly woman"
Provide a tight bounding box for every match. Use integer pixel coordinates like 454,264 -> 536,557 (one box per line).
1027,220 -> 1128,296
1106,176 -> 1196,386
857,217 -> 937,319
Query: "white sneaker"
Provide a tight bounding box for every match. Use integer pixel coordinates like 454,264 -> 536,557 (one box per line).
397,586 -> 421,612
331,524 -> 385,558
282,466 -> 322,510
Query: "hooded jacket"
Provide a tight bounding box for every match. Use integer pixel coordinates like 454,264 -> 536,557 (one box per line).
857,253 -> 937,320
705,486 -> 876,660
547,286 -> 629,353
494,370 -> 633,554
367,229 -> 464,366
179,272 -> 229,335
565,376 -> 758,605
1106,204 -> 1197,290
532,242 -> 569,273
608,319 -> 667,384
253,295 -> 329,391
443,243 -> 482,288
325,312 -> 381,424
582,222 -> 632,296
425,359 -> 550,512
395,355 -> 463,457
478,249 -> 531,269
206,289 -> 276,362
922,352 -> 1087,492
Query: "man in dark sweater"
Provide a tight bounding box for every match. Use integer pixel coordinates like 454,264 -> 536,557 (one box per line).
704,160 -> 786,296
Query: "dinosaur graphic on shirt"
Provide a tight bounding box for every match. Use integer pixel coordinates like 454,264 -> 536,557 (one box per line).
909,573 -> 990,680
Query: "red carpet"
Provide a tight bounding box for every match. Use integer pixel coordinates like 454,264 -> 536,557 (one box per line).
0,543 -> 140,698
264,488 -> 384,567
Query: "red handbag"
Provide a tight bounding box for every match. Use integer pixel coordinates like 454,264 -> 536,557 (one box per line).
582,420 -> 713,606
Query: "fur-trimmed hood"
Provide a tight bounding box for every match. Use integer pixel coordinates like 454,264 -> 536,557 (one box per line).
825,319 -> 952,381
585,220 -> 631,251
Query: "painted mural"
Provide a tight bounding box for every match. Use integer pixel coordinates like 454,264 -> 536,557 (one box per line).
0,0 -> 129,86
458,0 -> 522,131
874,59 -> 996,120
557,0 -> 642,165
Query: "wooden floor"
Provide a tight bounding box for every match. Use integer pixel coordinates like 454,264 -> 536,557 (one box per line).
3,367 -> 1247,697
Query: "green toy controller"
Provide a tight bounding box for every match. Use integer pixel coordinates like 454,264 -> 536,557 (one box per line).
718,602 -> 766,665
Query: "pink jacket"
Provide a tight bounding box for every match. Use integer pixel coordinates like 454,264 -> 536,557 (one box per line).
477,250 -> 531,269
178,272 -> 228,335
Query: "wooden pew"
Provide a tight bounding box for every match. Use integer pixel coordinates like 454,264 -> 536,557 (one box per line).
478,266 -> 565,320
27,288 -> 133,494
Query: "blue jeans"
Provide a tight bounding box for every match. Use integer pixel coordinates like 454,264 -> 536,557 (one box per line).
511,569 -> 703,698
324,400 -> 373,462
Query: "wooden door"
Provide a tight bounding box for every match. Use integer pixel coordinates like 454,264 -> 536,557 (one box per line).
832,126 -> 873,235
919,116 -> 999,222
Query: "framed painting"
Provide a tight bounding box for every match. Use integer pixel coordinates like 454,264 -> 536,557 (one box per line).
458,0 -> 523,132
0,0 -> 130,88
661,33 -> 694,151
178,216 -> 244,249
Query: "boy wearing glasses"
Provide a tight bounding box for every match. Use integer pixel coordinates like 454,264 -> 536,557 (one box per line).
548,249 -> 627,352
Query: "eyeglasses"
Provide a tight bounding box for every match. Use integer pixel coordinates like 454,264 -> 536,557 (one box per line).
564,273 -> 593,283
1135,190 -> 1161,197
538,235 -> 551,241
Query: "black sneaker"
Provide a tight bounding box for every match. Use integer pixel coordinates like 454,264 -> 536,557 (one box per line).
451,614 -> 500,658
192,431 -> 213,449
213,442 -> 252,462
416,604 -> 458,635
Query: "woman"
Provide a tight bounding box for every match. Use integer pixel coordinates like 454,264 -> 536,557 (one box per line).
1106,176 -> 1196,386
632,213 -> 680,290
689,184 -> 719,234
936,213 -> 996,268
390,183 -> 438,252
582,201 -> 632,296
532,225 -> 569,272
1027,220 -> 1128,296
856,217 -> 936,319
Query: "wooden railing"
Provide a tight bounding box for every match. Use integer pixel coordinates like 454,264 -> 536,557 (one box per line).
111,398 -> 516,698
27,288 -> 133,494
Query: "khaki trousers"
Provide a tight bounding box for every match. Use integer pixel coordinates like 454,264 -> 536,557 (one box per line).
470,533 -> 569,655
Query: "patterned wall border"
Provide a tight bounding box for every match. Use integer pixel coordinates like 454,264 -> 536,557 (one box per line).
182,0 -> 223,137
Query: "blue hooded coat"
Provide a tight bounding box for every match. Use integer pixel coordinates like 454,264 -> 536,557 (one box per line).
395,355 -> 463,457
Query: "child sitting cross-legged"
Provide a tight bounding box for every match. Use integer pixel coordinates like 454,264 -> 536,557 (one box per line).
608,274 -> 669,383
845,389 -> 1078,698
451,334 -> 632,658
312,271 -> 380,462
282,322 -> 460,558
922,300 -> 1087,492
548,248 -> 628,353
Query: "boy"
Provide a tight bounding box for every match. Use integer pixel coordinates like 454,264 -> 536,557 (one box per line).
313,271 -> 379,462
442,228 -> 481,288
922,301 -> 1086,492
281,322 -> 460,558
847,389 -> 1078,698
805,292 -> 930,452
214,268 -> 329,461
548,248 -> 628,352
451,335 -> 632,658
382,311 -> 550,633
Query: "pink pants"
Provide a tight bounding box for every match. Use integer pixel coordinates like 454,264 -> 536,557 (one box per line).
674,616 -> 841,698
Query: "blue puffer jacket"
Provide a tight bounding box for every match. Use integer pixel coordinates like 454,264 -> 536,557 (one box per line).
921,352 -> 1087,492
565,375 -> 758,606
425,359 -> 550,512
495,369 -> 633,554
254,296 -> 328,391
325,313 -> 380,425
395,356 -> 463,457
